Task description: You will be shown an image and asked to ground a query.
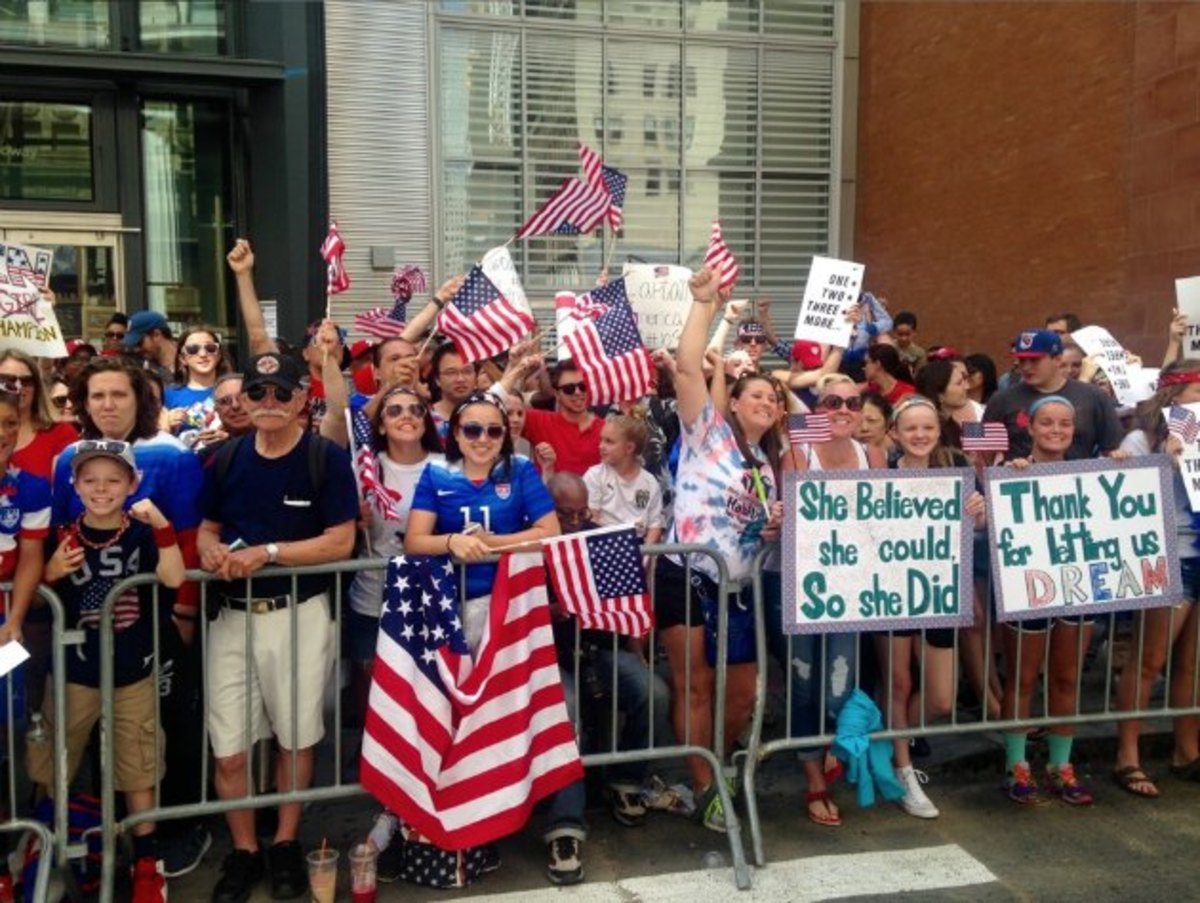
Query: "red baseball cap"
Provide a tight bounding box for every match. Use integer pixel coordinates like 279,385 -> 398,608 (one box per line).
791,340 -> 824,371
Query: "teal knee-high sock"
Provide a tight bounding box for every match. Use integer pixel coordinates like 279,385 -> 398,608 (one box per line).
1004,733 -> 1028,771
1046,733 -> 1073,768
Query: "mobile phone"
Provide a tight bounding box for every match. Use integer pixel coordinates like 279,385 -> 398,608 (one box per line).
228,538 -> 248,552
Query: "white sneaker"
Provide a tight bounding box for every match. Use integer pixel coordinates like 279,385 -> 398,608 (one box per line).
897,765 -> 939,819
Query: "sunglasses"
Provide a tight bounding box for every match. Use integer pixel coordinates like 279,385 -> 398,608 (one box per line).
816,395 -> 864,412
0,375 -> 37,390
244,384 -> 294,404
50,395 -> 69,409
184,342 -> 220,356
103,330 -> 125,340
557,382 -> 586,396
740,335 -> 768,345
383,402 -> 427,420
459,422 -> 506,441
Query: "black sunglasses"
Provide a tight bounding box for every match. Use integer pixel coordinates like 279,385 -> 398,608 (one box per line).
384,402 -> 426,420
816,395 -> 864,412
50,395 -> 69,409
245,384 -> 294,404
184,342 -> 220,356
740,335 -> 768,345
103,330 -> 125,340
460,422 -> 506,441
557,382 -> 586,396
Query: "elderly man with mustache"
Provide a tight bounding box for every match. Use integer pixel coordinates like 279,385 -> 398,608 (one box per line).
197,351 -> 359,903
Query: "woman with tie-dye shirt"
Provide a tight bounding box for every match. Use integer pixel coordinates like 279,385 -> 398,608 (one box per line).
655,267 -> 783,833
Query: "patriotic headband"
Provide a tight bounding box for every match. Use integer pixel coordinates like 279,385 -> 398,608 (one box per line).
1028,394 -> 1075,417
1158,370 -> 1200,388
889,395 -> 938,425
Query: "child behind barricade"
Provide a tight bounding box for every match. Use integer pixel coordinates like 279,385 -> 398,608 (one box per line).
583,413 -> 664,544
879,396 -> 987,820
29,440 -> 185,902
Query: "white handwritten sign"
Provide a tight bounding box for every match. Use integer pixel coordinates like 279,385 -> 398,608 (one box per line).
621,263 -> 693,351
1176,276 -> 1200,356
793,256 -> 864,349
782,470 -> 975,634
1071,325 -> 1137,406
481,245 -> 531,316
986,458 -> 1181,621
0,241 -> 66,358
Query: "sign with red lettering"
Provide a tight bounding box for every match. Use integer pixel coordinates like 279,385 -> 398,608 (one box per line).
985,457 -> 1182,621
0,241 -> 66,358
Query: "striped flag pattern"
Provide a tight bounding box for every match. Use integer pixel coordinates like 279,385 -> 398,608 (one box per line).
1168,405 -> 1200,444
354,300 -> 408,339
320,222 -> 351,294
360,553 -> 583,851
543,525 -> 654,637
350,407 -> 403,521
516,178 -> 611,239
562,278 -> 654,405
437,265 -> 536,364
788,413 -> 832,446
961,421 -> 1010,453
578,144 -> 628,230
704,220 -> 740,293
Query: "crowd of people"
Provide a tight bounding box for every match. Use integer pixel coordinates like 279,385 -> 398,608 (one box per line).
3,240 -> 1199,902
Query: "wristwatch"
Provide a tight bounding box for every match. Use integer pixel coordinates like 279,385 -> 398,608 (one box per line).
265,542 -> 280,565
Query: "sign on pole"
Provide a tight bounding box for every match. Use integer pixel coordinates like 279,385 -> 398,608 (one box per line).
985,458 -> 1182,621
782,469 -> 975,634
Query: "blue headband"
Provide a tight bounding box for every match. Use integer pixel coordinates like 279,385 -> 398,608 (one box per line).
1028,394 -> 1075,418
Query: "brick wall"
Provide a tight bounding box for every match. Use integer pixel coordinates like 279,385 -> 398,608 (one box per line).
854,2 -> 1140,363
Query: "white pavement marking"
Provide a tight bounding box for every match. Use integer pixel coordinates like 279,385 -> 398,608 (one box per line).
477,843 -> 997,901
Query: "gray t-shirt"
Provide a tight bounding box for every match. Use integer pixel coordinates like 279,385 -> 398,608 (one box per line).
982,379 -> 1124,461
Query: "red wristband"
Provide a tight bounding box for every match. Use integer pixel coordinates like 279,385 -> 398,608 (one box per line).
153,525 -> 178,549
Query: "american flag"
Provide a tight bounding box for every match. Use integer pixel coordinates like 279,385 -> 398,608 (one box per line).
359,553 -> 583,851
578,144 -> 628,230
543,525 -> 653,637
71,533 -> 142,631
320,222 -> 351,295
3,245 -> 46,289
516,178 -> 611,239
788,413 -> 832,446
354,300 -> 407,339
1168,405 -> 1200,444
349,408 -> 402,521
438,265 -> 535,364
704,220 -> 740,293
961,421 -> 1010,453
562,278 -> 654,405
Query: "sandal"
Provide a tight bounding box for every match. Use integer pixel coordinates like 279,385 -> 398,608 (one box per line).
1169,757 -> 1200,782
805,790 -> 842,828
822,748 -> 844,785
1112,765 -> 1159,799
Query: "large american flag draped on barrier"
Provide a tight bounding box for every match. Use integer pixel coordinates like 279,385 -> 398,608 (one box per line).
543,525 -> 653,637
320,222 -> 351,294
578,144 -> 628,230
360,553 -> 583,851
562,278 -> 654,405
437,265 -> 536,364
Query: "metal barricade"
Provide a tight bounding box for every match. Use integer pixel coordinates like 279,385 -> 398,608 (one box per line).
97,545 -> 753,898
0,583 -> 82,903
741,544 -> 1200,866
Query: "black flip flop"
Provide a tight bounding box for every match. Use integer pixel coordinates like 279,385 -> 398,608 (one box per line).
1112,765 -> 1159,798
1169,757 -> 1200,782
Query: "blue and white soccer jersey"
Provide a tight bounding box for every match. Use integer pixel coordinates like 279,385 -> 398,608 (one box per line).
0,466 -> 51,580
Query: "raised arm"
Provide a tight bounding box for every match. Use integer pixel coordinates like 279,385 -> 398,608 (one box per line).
677,267 -> 725,427
226,239 -> 278,356
318,319 -> 351,447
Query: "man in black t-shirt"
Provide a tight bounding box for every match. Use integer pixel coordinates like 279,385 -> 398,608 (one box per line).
982,329 -> 1123,461
197,353 -> 358,903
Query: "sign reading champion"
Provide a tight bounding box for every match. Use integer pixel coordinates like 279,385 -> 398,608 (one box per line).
782,470 -> 975,634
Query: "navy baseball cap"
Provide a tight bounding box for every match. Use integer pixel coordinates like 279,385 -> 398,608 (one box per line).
1011,330 -> 1063,359
123,310 -> 169,348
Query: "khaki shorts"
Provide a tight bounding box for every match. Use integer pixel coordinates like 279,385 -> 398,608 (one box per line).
27,676 -> 163,793
206,593 -> 334,758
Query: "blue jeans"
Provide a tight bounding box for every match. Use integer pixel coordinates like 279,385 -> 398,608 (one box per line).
543,667 -> 587,840
589,646 -> 672,782
762,571 -> 857,761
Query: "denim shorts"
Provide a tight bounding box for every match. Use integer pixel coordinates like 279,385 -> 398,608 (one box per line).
1181,556 -> 1200,602
345,607 -> 380,664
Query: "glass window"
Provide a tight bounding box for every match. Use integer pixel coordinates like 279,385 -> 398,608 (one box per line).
0,0 -> 111,49
0,100 -> 93,202
141,99 -> 234,330
138,0 -> 227,55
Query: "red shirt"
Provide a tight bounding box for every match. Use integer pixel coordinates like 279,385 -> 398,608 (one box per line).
868,380 -> 916,406
522,408 -> 604,476
13,421 -> 79,481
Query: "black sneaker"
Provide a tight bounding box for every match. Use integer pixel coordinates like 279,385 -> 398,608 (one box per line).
161,824 -> 213,878
480,843 -> 502,874
211,849 -> 264,903
376,841 -> 405,884
609,783 -> 647,827
266,841 -> 308,900
546,836 -> 584,886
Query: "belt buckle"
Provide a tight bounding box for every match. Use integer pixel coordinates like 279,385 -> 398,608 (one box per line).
250,598 -> 272,615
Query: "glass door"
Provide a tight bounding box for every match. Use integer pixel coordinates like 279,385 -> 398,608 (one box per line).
0,226 -> 122,343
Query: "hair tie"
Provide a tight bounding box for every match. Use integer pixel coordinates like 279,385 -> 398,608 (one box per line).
888,395 -> 938,425
1158,370 -> 1200,388
1028,394 -> 1075,418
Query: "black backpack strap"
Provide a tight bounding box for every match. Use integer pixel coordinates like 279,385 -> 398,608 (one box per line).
212,434 -> 246,493
307,433 -> 330,498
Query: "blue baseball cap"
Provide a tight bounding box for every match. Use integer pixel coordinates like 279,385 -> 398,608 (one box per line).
1011,329 -> 1063,359
123,310 -> 169,348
